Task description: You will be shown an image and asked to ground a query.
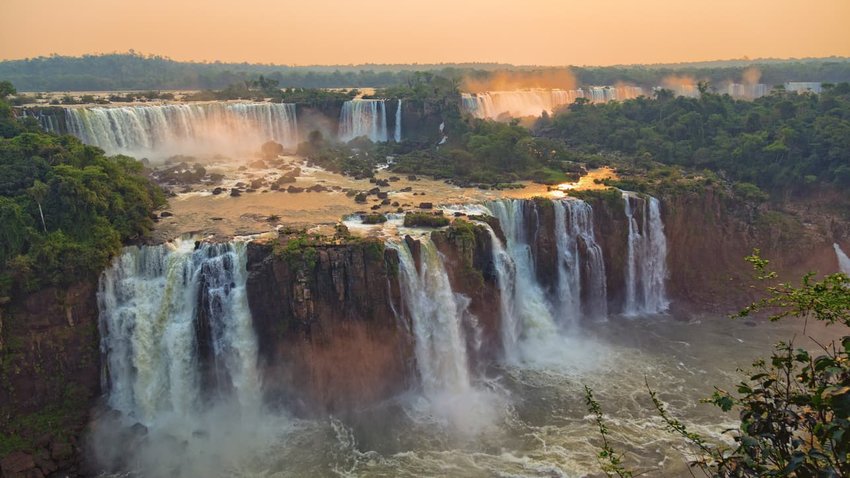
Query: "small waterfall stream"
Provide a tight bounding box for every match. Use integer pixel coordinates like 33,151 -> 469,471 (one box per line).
623,192 -> 669,316
486,199 -> 559,357
555,200 -> 608,322
388,238 -> 473,397
394,99 -> 402,142
835,243 -> 850,274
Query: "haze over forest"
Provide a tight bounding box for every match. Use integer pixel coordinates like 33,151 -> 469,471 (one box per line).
2,0 -> 850,65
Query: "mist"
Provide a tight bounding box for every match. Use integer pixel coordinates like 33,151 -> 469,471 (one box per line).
462,69 -> 578,93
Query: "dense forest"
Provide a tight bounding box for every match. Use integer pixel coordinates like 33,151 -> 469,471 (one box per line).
542,83 -> 850,196
0,81 -> 164,299
1,52 -> 848,91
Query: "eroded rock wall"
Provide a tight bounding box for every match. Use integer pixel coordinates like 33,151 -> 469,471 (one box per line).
0,282 -> 100,477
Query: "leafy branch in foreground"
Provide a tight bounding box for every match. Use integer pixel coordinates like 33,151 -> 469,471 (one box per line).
588,250 -> 850,477
584,385 -> 633,478
736,248 -> 850,325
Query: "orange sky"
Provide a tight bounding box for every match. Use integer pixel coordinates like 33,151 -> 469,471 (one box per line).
2,0 -> 849,66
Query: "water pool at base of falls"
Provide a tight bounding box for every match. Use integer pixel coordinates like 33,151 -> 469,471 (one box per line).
91,312 -> 822,478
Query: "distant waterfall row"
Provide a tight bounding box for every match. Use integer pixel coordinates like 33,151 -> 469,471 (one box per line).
50,103 -> 299,156
337,99 -> 402,143
98,240 -> 260,425
461,86 -> 644,119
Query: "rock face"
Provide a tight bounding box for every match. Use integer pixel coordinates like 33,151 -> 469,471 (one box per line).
0,282 -> 101,477
245,236 -> 413,416
527,199 -> 559,295
399,99 -> 447,143
658,188 -> 844,312
244,224 -> 505,415
579,188 -> 846,313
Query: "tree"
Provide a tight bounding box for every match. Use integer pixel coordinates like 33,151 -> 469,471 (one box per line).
0,80 -> 15,98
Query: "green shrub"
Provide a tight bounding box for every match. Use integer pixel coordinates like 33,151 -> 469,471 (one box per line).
362,213 -> 387,224
403,212 -> 450,228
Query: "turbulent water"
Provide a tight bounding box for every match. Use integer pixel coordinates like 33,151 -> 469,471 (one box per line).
89,197 -> 802,478
52,102 -> 298,157
338,99 -> 390,142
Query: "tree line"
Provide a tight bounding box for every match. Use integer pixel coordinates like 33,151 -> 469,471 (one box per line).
1,52 -> 847,91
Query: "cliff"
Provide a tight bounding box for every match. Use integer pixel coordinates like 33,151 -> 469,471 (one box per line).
243,222 -> 504,416
0,283 -> 100,478
576,187 -> 845,313
660,188 -> 843,311
245,232 -> 412,416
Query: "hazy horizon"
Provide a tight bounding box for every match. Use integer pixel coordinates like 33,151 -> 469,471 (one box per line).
2,51 -> 850,69
2,0 -> 849,67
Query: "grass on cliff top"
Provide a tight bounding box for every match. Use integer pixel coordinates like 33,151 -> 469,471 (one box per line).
272,226 -> 385,269
403,212 -> 450,228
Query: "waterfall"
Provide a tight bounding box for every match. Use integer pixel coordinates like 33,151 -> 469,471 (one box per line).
97,240 -> 260,425
554,199 -> 608,323
486,200 -> 558,338
835,243 -> 850,274
388,238 -> 472,397
460,87 -> 645,119
479,224 -> 521,361
394,99 -> 402,142
623,193 -> 669,316
58,102 -> 298,157
338,99 -> 388,143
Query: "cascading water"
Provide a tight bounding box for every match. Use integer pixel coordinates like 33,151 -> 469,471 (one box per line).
486,200 -> 558,343
58,102 -> 298,157
461,90 -> 572,119
835,243 -> 850,274
478,223 -> 521,361
97,240 -> 260,424
460,87 -> 645,119
623,192 -> 669,316
394,99 -> 402,142
554,199 -> 608,323
338,99 -> 389,142
388,238 -> 473,397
